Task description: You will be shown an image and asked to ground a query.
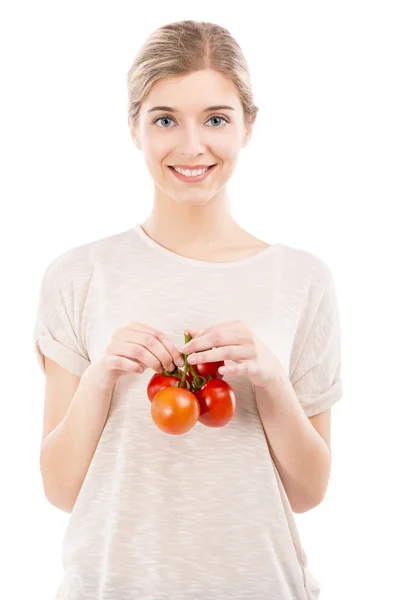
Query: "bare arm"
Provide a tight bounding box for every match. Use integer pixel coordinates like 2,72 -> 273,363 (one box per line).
40,361 -> 116,512
39,321 -> 184,513
255,373 -> 332,514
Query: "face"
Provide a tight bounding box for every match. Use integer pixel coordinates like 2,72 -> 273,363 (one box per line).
129,68 -> 253,206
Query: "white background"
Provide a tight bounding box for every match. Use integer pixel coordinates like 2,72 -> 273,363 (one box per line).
1,1 -> 399,599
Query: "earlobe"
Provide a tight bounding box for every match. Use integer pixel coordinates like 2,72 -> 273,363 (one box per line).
131,134 -> 140,149
243,133 -> 252,148
242,124 -> 253,148
128,122 -> 142,150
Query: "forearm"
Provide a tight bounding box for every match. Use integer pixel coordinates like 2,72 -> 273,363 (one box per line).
40,364 -> 115,512
254,372 -> 331,513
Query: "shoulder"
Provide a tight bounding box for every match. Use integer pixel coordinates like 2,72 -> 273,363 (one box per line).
40,228 -> 134,290
277,242 -> 337,292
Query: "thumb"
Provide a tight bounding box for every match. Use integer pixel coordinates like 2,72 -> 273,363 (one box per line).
184,327 -> 205,340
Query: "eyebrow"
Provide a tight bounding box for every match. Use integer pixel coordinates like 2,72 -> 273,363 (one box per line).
147,105 -> 236,114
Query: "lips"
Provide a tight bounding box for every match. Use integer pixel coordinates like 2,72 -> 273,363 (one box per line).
168,163 -> 217,182
169,165 -> 216,171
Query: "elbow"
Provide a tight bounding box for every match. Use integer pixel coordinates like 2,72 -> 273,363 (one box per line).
43,488 -> 75,513
290,488 -> 328,514
41,478 -> 76,512
40,453 -> 76,513
291,500 -> 321,514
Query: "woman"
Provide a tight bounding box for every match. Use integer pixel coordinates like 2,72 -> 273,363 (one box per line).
34,20 -> 343,600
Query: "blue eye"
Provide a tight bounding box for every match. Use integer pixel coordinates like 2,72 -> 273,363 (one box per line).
207,116 -> 228,128
154,117 -> 174,128
152,115 -> 229,128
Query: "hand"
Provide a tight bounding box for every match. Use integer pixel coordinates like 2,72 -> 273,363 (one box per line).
181,320 -> 284,388
90,321 -> 185,389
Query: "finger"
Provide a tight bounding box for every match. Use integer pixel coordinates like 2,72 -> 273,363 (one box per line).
184,321 -> 236,341
121,324 -> 184,369
187,344 -> 254,365
137,325 -> 185,369
114,333 -> 169,371
183,329 -> 250,355
109,355 -> 145,374
184,327 -> 205,340
218,363 -> 250,377
119,331 -> 176,371
111,341 -> 165,373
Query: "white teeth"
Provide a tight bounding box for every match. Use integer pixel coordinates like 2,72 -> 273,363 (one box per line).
173,166 -> 209,177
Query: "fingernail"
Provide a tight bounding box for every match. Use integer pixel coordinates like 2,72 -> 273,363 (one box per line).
177,356 -> 185,367
181,344 -> 189,352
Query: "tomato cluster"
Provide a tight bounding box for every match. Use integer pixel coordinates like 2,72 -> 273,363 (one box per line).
147,333 -> 236,435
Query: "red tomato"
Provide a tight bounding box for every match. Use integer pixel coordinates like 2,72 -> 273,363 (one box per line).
147,373 -> 181,402
195,379 -> 236,427
189,361 -> 225,381
151,387 -> 200,435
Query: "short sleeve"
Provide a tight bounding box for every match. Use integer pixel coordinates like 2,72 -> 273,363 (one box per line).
290,266 -> 344,417
33,254 -> 91,377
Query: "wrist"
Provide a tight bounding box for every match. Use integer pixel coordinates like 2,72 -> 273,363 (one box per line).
84,362 -> 117,392
254,368 -> 288,391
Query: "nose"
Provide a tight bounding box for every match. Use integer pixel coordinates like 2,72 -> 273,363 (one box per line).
178,123 -> 206,158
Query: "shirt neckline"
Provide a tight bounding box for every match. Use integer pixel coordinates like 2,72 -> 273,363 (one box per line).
133,223 -> 280,269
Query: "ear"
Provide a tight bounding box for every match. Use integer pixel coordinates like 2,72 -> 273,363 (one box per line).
128,116 -> 142,150
242,121 -> 254,148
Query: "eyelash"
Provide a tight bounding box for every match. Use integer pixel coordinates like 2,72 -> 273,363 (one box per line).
151,114 -> 229,128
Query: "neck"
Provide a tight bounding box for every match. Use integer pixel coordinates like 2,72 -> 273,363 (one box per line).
142,186 -> 242,251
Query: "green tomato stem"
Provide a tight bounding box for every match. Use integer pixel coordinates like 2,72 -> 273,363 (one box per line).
178,332 -> 192,388
179,333 -> 198,391
178,332 -> 209,392
179,355 -> 189,388
187,364 -> 207,390
162,367 -> 180,377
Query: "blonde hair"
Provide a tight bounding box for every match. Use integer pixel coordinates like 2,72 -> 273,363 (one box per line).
127,20 -> 259,128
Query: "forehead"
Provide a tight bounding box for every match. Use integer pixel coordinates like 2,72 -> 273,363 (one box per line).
143,69 -> 241,111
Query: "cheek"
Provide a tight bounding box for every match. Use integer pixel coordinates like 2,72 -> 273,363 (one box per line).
143,137 -> 170,168
212,133 -> 241,162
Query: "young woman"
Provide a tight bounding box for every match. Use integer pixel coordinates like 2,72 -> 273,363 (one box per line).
34,20 -> 343,600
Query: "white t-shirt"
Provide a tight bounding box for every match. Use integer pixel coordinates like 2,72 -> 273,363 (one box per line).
33,223 -> 343,600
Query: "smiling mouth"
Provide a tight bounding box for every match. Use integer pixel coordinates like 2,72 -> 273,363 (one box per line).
169,165 -> 217,172
167,164 -> 217,182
